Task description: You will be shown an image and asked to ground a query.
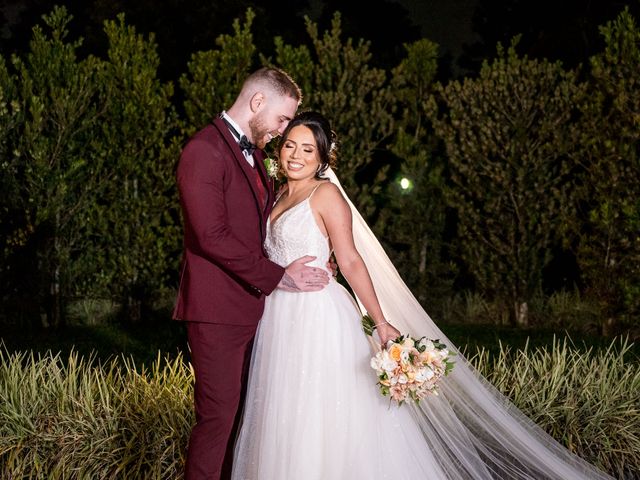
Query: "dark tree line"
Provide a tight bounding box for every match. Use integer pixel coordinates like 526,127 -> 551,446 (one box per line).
0,5 -> 638,335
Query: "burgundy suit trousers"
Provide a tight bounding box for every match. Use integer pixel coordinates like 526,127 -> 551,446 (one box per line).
184,322 -> 257,480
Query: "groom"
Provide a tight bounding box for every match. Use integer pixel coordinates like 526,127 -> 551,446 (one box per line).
173,67 -> 330,480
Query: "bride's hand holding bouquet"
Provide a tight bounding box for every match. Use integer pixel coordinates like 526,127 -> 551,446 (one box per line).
374,319 -> 401,346
362,314 -> 455,406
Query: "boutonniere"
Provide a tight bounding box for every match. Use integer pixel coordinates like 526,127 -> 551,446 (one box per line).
263,157 -> 279,178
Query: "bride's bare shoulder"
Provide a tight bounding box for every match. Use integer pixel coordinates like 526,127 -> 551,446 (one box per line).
312,181 -> 343,201
311,181 -> 349,211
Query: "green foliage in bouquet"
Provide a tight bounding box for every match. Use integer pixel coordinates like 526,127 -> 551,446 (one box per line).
361,313 -> 376,336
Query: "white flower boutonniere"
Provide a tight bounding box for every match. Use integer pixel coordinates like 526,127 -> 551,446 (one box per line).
264,157 -> 279,178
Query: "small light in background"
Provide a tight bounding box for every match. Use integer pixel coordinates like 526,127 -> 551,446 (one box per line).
398,176 -> 413,192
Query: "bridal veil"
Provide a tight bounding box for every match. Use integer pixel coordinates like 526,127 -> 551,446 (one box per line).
324,167 -> 612,480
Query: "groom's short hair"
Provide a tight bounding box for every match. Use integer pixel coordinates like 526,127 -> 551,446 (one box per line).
243,67 -> 303,106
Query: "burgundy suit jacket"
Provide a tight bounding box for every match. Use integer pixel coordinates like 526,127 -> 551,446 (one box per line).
172,118 -> 284,326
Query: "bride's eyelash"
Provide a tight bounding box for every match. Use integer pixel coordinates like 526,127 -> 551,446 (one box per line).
284,143 -> 313,154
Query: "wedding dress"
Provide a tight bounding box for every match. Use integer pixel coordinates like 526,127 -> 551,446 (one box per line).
231,169 -> 613,480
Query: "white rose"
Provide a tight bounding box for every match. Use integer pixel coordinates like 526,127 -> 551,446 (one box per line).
419,367 -> 434,381
400,349 -> 411,363
370,356 -> 383,372
380,350 -> 397,373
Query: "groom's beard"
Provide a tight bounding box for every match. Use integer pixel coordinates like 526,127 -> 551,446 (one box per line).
248,113 -> 276,150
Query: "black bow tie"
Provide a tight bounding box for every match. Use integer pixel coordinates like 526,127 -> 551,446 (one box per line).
221,116 -> 256,156
238,135 -> 257,156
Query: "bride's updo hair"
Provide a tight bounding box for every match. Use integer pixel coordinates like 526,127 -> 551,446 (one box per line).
278,110 -> 338,179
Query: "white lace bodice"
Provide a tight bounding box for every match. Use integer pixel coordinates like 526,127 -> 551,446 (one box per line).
265,197 -> 331,272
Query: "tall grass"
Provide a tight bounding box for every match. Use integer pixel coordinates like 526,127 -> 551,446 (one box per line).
468,336 -> 640,479
1,338 -> 637,478
0,349 -> 193,479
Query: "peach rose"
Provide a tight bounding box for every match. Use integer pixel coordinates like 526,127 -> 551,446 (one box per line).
388,343 -> 403,362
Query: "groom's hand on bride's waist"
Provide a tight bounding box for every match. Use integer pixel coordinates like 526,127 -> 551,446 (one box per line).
277,255 -> 330,292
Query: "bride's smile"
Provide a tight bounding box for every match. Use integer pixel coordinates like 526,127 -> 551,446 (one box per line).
281,125 -> 320,180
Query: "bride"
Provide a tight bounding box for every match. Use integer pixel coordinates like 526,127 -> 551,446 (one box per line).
230,111 -> 613,479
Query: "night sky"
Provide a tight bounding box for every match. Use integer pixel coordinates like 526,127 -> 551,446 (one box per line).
394,0 -> 478,61
1,0 -> 639,80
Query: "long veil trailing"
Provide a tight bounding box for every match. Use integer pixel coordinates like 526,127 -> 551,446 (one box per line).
324,167 -> 613,480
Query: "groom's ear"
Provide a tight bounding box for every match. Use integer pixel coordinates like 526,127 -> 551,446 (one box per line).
249,92 -> 264,113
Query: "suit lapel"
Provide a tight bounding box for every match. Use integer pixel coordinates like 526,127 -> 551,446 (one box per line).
212,118 -> 269,234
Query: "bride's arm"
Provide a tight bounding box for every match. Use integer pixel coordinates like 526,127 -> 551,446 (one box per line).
311,183 -> 400,345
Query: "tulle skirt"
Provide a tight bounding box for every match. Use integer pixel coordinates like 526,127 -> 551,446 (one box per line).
231,280 -> 448,480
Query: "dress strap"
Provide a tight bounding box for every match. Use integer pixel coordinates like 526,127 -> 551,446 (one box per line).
307,181 -> 327,201
274,185 -> 287,203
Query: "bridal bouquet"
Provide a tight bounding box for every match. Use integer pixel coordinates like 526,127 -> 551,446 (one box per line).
366,319 -> 455,405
